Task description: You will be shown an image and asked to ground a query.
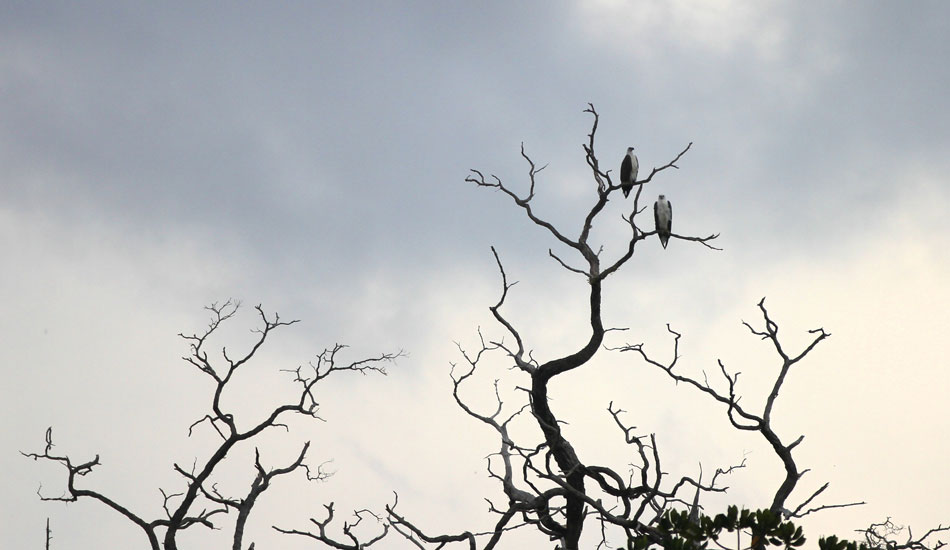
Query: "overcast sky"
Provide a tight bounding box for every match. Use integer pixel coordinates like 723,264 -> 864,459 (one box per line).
2,2 -> 949,548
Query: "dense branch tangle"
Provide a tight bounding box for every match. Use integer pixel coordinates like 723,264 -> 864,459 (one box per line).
23,301 -> 400,550
391,106 -> 722,550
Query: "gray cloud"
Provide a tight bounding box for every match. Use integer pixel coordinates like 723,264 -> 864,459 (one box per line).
2,2 -> 948,548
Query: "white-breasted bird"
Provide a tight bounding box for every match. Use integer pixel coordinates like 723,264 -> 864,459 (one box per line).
620,147 -> 638,197
654,194 -> 672,249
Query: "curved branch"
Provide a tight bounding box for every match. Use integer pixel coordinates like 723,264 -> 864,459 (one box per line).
21,428 -> 162,550
628,300 -> 833,516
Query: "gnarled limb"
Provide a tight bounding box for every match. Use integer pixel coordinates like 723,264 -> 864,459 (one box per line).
858,518 -> 949,550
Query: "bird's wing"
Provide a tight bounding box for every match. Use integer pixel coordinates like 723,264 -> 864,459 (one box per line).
620,155 -> 631,182
667,201 -> 672,231
654,201 -> 660,229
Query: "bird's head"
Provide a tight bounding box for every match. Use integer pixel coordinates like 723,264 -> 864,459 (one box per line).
658,194 -> 666,200
627,147 -> 635,152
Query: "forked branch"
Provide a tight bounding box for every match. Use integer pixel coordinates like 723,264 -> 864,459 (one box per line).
625,299 -> 850,517
274,504 -> 390,550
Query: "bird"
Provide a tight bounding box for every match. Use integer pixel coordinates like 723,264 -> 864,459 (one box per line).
687,483 -> 701,527
688,467 -> 703,527
687,470 -> 703,549
620,147 -> 638,197
654,195 -> 672,249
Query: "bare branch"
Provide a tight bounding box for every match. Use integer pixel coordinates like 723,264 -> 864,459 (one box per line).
21,428 -> 162,550
549,249 -> 590,277
275,503 -> 389,550
859,518 -> 950,550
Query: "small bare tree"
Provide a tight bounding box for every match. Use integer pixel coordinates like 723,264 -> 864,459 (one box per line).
23,301 -> 400,550
385,105 -> 948,550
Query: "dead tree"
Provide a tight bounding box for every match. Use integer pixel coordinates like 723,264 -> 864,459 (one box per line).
23,301 -> 399,550
385,104 -> 719,549
386,106 -> 946,550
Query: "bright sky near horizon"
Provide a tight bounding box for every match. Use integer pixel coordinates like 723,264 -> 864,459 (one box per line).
2,2 -> 948,548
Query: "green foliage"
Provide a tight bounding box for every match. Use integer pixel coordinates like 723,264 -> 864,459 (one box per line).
626,506 -> 873,550
817,535 -> 871,550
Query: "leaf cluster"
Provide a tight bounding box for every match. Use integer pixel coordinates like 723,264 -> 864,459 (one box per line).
819,535 -> 872,550
625,506 -> 888,550
631,506 -> 807,550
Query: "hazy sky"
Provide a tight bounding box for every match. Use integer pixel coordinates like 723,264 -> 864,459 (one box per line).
2,2 -> 948,548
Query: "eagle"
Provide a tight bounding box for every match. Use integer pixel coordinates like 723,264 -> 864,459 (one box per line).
654,194 -> 672,249
620,147 -> 638,197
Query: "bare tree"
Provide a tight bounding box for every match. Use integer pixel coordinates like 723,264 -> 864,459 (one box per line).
385,105 -> 947,550
23,301 -> 400,550
22,108 -> 947,550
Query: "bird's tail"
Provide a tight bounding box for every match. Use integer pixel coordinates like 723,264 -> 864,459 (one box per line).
622,184 -> 631,198
660,236 -> 669,249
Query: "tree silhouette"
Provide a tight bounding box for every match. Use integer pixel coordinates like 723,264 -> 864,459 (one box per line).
23,301 -> 400,550
384,105 -> 947,550
23,107 -> 947,550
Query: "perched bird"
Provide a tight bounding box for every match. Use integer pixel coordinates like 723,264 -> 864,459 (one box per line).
688,468 -> 703,527
654,195 -> 672,249
687,482 -> 701,527
620,147 -> 638,197
687,472 -> 703,549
